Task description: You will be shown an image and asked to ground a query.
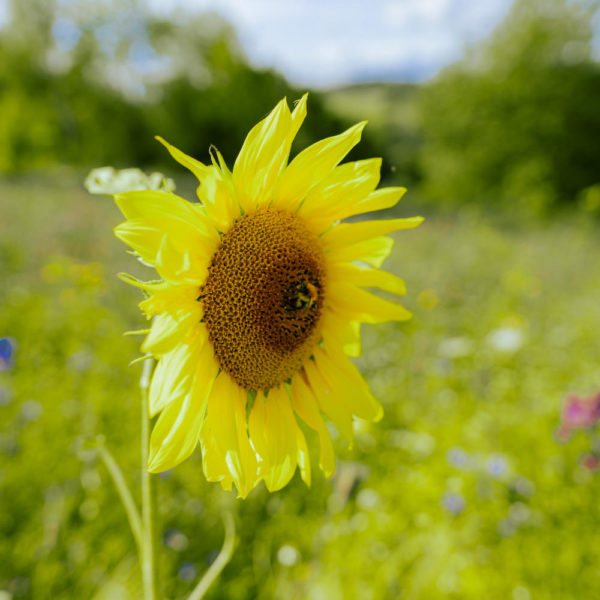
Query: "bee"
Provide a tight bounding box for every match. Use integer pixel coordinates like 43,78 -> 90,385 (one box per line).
291,281 -> 319,310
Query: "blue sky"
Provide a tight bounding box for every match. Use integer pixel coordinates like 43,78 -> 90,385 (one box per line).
146,0 -> 515,86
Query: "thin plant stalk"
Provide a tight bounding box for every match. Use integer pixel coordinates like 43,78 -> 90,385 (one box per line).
140,357 -> 157,600
188,512 -> 236,600
96,438 -> 143,554
97,352 -> 235,599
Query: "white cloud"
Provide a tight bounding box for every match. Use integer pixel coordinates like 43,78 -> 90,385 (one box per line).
205,0 -> 515,86
382,0 -> 451,26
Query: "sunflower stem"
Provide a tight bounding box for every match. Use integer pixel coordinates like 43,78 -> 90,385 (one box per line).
140,356 -> 158,600
187,511 -> 236,600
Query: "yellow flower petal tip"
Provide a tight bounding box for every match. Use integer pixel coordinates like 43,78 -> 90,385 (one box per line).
114,95 -> 421,497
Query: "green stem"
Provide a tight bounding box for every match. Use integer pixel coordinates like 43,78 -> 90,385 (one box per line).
96,437 -> 143,554
140,357 -> 157,600
187,512 -> 236,600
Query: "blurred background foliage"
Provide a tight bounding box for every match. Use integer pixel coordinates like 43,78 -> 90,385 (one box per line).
1,0 -> 599,212
418,0 -> 600,214
0,0 -> 356,173
1,0 -> 600,598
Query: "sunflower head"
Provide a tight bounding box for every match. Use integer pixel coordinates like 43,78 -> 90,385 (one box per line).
114,95 -> 423,498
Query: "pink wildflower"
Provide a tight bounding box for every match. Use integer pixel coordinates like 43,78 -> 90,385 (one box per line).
561,393 -> 600,431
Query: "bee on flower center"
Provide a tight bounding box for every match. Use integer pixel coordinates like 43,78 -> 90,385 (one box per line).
288,281 -> 319,311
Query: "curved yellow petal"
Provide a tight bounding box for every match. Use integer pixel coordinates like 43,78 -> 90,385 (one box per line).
139,284 -> 203,354
233,97 -> 306,212
329,263 -> 407,296
323,217 -> 424,251
155,234 -> 196,282
295,424 -> 311,486
275,121 -> 366,211
147,343 -> 218,472
155,137 -> 240,232
114,190 -> 208,230
141,310 -> 201,356
196,165 -> 240,232
115,194 -> 219,254
320,310 -> 362,358
291,373 -> 336,477
249,386 -> 298,492
199,421 -> 230,488
300,158 -> 381,232
114,217 -> 216,281
155,135 -> 212,180
327,236 -> 394,269
328,282 -> 412,323
139,283 -> 201,317
200,375 -> 260,498
113,220 -> 164,265
353,186 -> 407,215
303,359 -> 353,442
313,347 -> 382,422
288,92 -> 308,144
147,327 -> 210,417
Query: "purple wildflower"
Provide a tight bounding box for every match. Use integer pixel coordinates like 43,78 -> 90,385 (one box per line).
442,492 -> 465,515
0,337 -> 16,371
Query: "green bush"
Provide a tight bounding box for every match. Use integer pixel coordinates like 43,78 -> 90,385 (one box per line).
419,0 -> 600,213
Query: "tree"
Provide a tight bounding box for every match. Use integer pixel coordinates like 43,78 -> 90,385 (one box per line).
418,0 -> 600,212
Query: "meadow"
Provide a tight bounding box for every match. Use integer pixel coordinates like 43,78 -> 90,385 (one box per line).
1,172 -> 600,599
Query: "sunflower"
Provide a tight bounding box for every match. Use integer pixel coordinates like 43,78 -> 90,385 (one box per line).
114,95 -> 422,498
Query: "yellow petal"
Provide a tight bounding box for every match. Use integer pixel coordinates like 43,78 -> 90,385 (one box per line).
354,186 -> 407,214
295,425 -> 311,486
249,386 -> 298,492
323,217 -> 424,251
291,374 -> 336,477
155,234 -> 195,282
329,263 -> 407,296
118,273 -> 171,294
328,282 -> 412,323
114,217 -> 215,281
201,375 -> 260,498
114,190 -> 208,230
303,359 -> 353,442
141,311 -> 200,356
196,165 -> 240,232
327,236 -> 394,269
155,136 -> 212,182
148,345 -> 193,418
313,347 -> 382,422
148,328 -> 210,417
155,137 -> 240,232
113,220 -> 164,265
199,422 -> 230,486
300,158 -> 382,231
147,340 -> 218,472
233,98 -> 297,211
275,121 -> 367,211
288,92 -> 308,143
139,283 -> 202,318
320,310 -> 362,357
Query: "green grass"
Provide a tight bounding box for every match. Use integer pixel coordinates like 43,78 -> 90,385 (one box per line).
1,172 -> 600,599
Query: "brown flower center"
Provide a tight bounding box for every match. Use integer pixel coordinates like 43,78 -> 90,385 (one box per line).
201,208 -> 326,390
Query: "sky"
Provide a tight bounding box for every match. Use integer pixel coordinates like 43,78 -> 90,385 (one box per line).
145,0 -> 515,87
2,0 -> 598,88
